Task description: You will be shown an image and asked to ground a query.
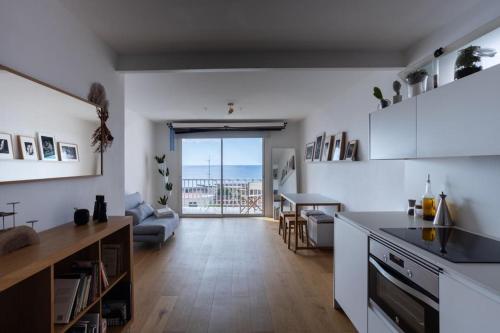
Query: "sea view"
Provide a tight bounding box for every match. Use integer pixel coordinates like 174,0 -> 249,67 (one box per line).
182,165 -> 263,180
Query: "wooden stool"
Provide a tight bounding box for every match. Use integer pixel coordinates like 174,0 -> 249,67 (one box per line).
279,211 -> 295,239
284,215 -> 307,249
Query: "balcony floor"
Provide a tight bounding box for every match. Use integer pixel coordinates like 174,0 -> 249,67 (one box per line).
182,206 -> 263,215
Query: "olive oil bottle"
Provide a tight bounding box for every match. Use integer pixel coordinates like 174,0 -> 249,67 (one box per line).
422,174 -> 436,221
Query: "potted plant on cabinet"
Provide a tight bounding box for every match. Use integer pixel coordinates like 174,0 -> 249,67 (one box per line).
405,69 -> 428,98
373,87 -> 391,109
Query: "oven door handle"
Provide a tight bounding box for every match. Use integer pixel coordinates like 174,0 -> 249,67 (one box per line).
369,257 -> 439,310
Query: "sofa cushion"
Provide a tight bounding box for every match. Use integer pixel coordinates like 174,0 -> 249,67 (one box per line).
125,192 -> 143,210
126,203 -> 154,226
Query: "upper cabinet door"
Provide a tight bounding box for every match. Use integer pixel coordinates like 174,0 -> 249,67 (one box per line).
369,98 -> 417,160
417,64 -> 500,158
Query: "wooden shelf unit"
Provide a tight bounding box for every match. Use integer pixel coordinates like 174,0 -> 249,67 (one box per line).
0,216 -> 134,333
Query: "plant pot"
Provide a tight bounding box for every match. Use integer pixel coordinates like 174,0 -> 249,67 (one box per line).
454,65 -> 481,80
406,78 -> 428,98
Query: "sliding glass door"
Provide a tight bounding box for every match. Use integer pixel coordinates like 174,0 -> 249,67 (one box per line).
181,137 -> 263,216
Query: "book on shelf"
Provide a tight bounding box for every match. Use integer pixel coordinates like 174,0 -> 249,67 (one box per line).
54,278 -> 81,324
55,261 -> 100,324
102,282 -> 132,328
100,261 -> 110,289
68,312 -> 100,333
101,244 -> 122,278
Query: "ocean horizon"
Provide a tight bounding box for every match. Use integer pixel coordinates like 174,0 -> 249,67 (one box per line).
182,165 -> 262,180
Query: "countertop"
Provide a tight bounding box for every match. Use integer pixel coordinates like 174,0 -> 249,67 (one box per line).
336,211 -> 500,303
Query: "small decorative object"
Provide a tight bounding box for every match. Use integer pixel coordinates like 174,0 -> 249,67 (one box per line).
454,45 -> 496,80
18,135 -> 38,160
88,83 -> 114,153
433,47 -> 445,88
0,133 -> 14,160
405,69 -> 428,98
156,154 -> 173,206
392,81 -> 402,104
414,203 -> 423,219
313,133 -> 325,162
58,143 -> 79,162
37,133 -> 58,161
344,140 -> 358,161
305,142 -> 315,162
93,195 -> 108,222
0,225 -> 40,256
74,208 -> 90,226
407,199 -> 416,216
227,102 -> 235,114
373,87 -> 391,109
332,132 -> 346,160
434,192 -> 454,226
322,135 -> 334,161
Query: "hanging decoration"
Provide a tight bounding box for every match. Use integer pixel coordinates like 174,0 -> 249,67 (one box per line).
88,83 -> 114,152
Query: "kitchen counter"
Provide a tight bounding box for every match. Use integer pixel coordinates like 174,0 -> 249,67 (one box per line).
336,211 -> 500,303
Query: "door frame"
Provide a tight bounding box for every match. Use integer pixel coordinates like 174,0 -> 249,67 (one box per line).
179,133 -> 265,218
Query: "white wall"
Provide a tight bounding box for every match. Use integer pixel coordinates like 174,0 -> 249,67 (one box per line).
124,109 -> 155,203
0,0 -> 124,231
151,121 -> 301,217
299,70 -> 406,214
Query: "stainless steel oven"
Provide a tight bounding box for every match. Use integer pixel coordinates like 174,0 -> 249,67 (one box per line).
369,236 -> 440,333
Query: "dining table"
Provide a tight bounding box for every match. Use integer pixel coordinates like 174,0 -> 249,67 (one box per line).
280,193 -> 341,252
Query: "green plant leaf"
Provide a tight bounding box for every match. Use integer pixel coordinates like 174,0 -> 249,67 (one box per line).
373,87 -> 383,100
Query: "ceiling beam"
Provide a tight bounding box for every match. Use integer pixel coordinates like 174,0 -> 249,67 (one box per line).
116,50 -> 404,71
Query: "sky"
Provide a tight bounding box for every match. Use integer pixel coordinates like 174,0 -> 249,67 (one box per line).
182,138 -> 263,166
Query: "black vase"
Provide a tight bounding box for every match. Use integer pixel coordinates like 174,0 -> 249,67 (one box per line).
74,209 -> 90,226
93,195 -> 108,223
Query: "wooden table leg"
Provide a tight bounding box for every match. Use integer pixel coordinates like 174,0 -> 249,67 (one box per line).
294,204 -> 299,253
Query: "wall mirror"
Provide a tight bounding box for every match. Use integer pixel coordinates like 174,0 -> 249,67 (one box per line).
271,148 -> 297,218
0,65 -> 102,183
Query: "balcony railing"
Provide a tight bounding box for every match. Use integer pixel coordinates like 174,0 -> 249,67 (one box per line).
182,178 -> 263,214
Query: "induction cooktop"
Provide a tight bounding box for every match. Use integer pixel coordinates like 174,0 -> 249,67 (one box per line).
380,227 -> 500,263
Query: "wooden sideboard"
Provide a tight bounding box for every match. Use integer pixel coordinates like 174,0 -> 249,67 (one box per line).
0,216 -> 134,333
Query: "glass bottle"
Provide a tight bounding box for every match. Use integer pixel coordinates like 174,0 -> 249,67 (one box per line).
422,174 -> 436,221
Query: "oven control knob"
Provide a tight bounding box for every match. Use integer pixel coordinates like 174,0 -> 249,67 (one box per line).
407,270 -> 413,278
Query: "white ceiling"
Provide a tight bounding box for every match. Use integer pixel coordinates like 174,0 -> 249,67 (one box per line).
61,0 -> 484,55
124,69 -> 398,121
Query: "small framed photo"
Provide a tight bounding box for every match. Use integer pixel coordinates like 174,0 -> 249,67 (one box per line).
313,133 -> 325,162
305,142 -> 315,162
37,133 -> 58,161
345,140 -> 358,161
0,133 -> 14,159
18,135 -> 38,160
322,135 -> 335,161
332,132 -> 346,160
59,143 -> 79,162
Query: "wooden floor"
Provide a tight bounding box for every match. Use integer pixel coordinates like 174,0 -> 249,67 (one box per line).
131,217 -> 355,333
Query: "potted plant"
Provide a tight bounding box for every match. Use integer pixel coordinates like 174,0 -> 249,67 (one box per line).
155,154 -> 173,206
373,87 -> 391,109
455,45 -> 496,80
405,69 -> 428,98
392,80 -> 402,104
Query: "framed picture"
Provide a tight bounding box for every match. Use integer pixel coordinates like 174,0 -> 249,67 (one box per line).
37,133 -> 58,161
305,142 -> 315,162
59,143 -> 79,162
345,140 -> 358,161
313,133 -> 325,162
0,133 -> 14,159
332,132 -> 346,160
18,135 -> 38,160
322,135 -> 335,161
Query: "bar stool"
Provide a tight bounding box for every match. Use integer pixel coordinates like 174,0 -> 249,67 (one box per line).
284,215 -> 307,249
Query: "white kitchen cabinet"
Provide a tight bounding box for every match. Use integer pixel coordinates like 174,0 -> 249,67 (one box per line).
440,273 -> 500,333
417,64 -> 500,158
368,304 -> 399,333
334,217 -> 369,333
369,98 -> 417,160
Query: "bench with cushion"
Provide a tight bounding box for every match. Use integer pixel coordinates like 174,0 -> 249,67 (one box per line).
307,214 -> 335,248
125,192 -> 180,247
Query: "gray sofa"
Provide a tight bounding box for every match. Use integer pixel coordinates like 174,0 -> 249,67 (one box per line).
125,192 -> 180,246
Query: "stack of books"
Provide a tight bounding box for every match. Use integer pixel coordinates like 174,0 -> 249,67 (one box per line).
101,244 -> 123,279
67,313 -> 104,333
54,261 -> 100,324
